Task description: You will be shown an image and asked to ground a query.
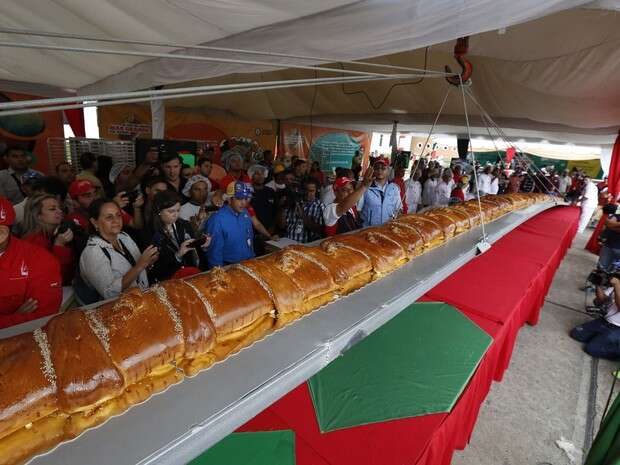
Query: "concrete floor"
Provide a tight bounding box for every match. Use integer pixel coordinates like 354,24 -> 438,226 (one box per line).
452,231 -> 618,465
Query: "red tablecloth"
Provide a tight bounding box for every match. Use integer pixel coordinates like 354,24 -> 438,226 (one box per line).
239,205 -> 580,465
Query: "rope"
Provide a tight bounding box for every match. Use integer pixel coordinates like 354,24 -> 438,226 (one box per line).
458,77 -> 488,240
408,85 -> 452,178
464,88 -> 560,196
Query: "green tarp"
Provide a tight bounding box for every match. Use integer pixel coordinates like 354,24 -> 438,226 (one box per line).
473,151 -> 603,178
585,390 -> 620,465
308,302 -> 492,433
188,430 -> 295,465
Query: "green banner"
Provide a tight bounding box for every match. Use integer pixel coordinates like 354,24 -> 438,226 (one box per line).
189,430 -> 296,465
308,302 -> 492,433
472,151 -> 603,178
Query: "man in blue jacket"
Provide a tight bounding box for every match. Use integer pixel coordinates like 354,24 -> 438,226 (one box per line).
359,157 -> 402,227
204,181 -> 255,267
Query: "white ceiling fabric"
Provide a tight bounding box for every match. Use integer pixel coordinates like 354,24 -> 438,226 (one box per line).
0,0 -> 618,141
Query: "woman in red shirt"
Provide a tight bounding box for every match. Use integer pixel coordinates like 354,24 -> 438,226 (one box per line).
21,193 -> 76,285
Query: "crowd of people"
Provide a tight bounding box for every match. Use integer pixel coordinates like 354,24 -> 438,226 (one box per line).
0,144 -> 601,329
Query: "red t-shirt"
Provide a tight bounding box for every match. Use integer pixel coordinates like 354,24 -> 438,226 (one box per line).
0,236 -> 62,328
450,187 -> 465,202
23,231 -> 75,286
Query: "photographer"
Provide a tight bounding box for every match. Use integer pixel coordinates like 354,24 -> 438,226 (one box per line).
146,190 -> 210,283
570,272 -> 620,359
280,178 -> 325,243
598,204 -> 620,271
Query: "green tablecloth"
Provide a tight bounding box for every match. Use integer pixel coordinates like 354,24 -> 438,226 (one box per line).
308,302 -> 492,432
188,430 -> 295,465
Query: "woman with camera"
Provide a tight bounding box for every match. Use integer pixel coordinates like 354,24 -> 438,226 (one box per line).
145,190 -> 210,283
21,193 -> 76,285
77,199 -> 158,303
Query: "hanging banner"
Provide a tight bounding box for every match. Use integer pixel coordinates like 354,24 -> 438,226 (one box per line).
280,122 -> 370,172
566,159 -> 604,178
0,91 -> 64,173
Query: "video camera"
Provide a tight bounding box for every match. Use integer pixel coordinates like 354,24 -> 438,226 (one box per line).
603,203 -> 619,215
587,267 -> 620,287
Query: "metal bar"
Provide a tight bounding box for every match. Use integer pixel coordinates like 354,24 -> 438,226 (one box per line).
0,74 -> 412,116
0,75 -> 387,110
0,40 -> 412,79
0,27 -> 451,77
12,201 -> 557,465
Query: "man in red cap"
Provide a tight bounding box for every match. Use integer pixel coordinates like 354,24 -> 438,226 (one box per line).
66,179 -> 97,232
323,166 -> 374,236
0,197 -> 62,328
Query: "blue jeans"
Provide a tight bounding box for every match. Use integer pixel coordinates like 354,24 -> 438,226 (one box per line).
570,318 -> 620,360
598,245 -> 620,271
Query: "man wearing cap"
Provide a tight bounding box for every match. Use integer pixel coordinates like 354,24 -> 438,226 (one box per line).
66,179 -> 98,232
434,169 -> 455,207
422,169 -> 439,207
0,197 -> 62,328
358,158 -> 402,227
219,153 -> 251,191
11,171 -> 43,226
203,181 -> 255,267
323,167 -> 374,236
109,162 -> 135,194
0,147 -> 43,204
179,175 -> 212,227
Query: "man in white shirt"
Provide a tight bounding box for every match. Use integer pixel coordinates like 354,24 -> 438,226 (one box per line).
422,170 -> 439,207
489,167 -> 500,195
558,169 -> 572,194
570,275 -> 620,359
578,176 -> 599,233
404,170 -> 422,214
477,165 -> 493,195
434,170 -> 454,207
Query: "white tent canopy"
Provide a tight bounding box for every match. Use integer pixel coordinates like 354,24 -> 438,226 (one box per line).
0,0 -> 619,142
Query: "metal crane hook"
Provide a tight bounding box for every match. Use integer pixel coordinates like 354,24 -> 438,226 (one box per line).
445,37 -> 473,86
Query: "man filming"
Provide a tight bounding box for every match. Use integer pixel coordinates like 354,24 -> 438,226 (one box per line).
570,267 -> 620,359
598,204 -> 620,271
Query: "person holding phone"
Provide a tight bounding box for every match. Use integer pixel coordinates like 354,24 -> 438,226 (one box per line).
20,193 -> 76,285
77,199 -> 157,303
146,190 -> 210,282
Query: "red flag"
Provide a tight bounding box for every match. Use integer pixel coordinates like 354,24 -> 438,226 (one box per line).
63,109 -> 85,138
586,130 -> 620,255
505,147 -> 516,164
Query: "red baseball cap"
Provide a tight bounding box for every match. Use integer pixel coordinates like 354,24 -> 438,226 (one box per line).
373,157 -> 390,167
0,197 -> 16,226
333,177 -> 353,191
69,179 -> 95,198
